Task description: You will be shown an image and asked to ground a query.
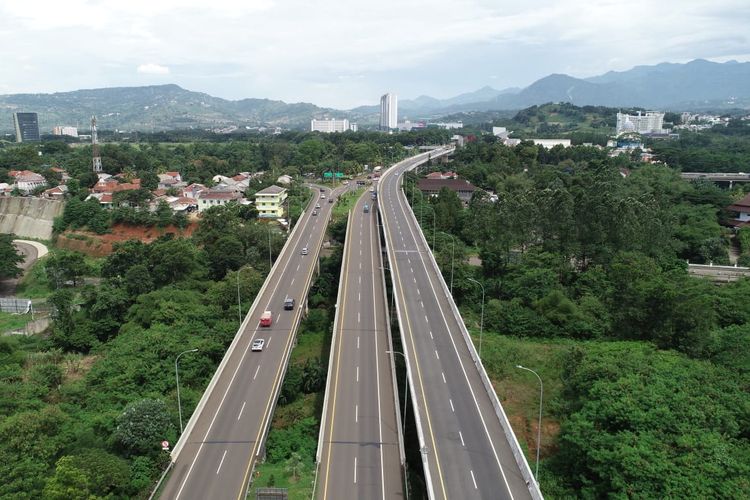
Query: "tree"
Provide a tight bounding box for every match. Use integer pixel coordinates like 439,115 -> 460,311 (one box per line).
45,250 -> 91,287
285,452 -> 306,482
0,235 -> 24,279
42,456 -> 92,500
113,398 -> 174,456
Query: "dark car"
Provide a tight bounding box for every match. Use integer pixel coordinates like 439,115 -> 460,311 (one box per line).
284,297 -> 295,310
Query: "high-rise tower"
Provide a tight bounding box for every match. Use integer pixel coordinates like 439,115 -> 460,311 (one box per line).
91,116 -> 102,173
379,93 -> 398,131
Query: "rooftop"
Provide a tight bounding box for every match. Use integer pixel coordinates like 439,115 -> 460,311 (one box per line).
255,185 -> 286,196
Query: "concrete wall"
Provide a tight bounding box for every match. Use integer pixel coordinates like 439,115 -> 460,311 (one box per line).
0,197 -> 63,240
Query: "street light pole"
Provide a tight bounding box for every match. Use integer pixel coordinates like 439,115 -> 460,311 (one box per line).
386,350 -> 408,435
175,348 -> 199,434
237,267 -> 242,325
467,278 -> 485,359
439,231 -> 455,294
267,225 -> 272,269
516,365 -> 543,483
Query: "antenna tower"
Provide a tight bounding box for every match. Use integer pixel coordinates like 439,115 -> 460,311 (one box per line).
91,116 -> 102,173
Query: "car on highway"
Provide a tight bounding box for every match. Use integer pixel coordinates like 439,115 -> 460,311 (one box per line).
301,247 -> 308,255
284,297 -> 295,310
363,203 -> 369,213
312,210 -> 318,216
251,339 -> 265,352
328,198 -> 334,203
315,203 -> 321,209
321,194 -> 327,199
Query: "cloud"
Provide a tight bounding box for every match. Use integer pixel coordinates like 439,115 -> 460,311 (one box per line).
137,63 -> 170,75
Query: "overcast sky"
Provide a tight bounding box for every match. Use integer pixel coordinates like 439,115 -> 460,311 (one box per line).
1,0 -> 748,109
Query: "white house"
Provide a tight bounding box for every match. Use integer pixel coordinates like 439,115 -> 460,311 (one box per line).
197,190 -> 240,213
8,170 -> 47,193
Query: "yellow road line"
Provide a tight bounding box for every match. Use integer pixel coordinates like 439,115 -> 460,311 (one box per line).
236,192 -> 334,500
321,207 -> 356,499
385,170 -> 448,499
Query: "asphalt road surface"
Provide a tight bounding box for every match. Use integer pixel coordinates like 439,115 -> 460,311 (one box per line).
161,185 -> 343,500
380,153 -> 533,500
317,190 -> 403,499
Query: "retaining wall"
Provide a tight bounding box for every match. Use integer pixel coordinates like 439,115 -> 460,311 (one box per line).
0,197 -> 63,240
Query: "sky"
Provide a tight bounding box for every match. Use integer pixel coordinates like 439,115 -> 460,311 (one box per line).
0,0 -> 748,109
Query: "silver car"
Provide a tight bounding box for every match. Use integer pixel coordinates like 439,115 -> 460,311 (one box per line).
251,339 -> 265,352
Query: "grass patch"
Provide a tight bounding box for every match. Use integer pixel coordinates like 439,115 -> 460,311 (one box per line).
293,330 -> 326,365
15,257 -> 52,299
332,188 -> 364,218
0,311 -> 31,333
466,327 -> 570,461
247,461 -> 315,499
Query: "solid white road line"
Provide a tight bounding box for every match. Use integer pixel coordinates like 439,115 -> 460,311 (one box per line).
237,401 -> 246,421
216,450 -> 228,475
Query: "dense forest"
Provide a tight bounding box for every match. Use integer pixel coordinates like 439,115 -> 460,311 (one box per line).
410,137 -> 750,497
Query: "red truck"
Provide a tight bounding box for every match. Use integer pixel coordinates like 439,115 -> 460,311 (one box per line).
260,310 -> 273,327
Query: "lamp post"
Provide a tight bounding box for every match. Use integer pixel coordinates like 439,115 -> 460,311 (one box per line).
467,278 -> 485,359
175,349 -> 198,433
515,365 -> 543,483
237,267 -> 242,325
386,350 -> 409,434
439,231 -> 455,294
267,225 -> 273,270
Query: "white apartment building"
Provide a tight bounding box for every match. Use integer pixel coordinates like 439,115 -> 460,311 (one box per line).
310,118 -> 355,133
616,111 -> 666,135
52,126 -> 78,137
380,93 -> 398,130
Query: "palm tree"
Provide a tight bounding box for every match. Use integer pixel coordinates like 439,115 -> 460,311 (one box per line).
285,452 -> 305,482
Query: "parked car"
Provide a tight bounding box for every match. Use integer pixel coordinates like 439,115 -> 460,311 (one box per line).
251,339 -> 265,352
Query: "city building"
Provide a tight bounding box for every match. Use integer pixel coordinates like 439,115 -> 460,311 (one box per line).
616,111 -> 666,135
397,121 -> 426,132
254,185 -> 288,218
52,126 -> 78,137
430,122 -> 464,130
380,93 -> 398,130
492,126 -> 509,139
8,170 -> 47,193
13,112 -> 40,142
310,118 -> 356,133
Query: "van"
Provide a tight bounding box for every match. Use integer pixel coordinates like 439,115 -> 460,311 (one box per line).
260,311 -> 272,327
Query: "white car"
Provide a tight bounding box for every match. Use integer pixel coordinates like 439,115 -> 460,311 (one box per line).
301,247 -> 308,255
251,339 -> 265,352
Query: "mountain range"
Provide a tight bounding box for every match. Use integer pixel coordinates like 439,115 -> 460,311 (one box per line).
1,59 -> 748,133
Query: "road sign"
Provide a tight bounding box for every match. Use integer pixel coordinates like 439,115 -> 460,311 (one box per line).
162,440 -> 170,450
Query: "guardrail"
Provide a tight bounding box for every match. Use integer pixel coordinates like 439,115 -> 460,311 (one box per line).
398,152 -> 543,499
171,193 -> 314,462
312,208 -> 353,497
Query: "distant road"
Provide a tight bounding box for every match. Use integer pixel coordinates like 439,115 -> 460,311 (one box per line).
0,240 -> 48,297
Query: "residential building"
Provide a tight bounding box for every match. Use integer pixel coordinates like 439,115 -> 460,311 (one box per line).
42,185 -> 68,200
254,185 -> 288,218
0,183 -> 11,196
531,139 -> 572,148
52,126 -> 78,137
380,93 -> 398,130
13,112 -> 40,142
492,127 -> 509,139
8,170 -> 47,193
616,111 -> 666,135
417,178 -> 478,204
310,118 -> 356,133
157,172 -> 185,189
182,183 -> 207,199
727,193 -> 750,227
425,171 -> 457,180
197,190 -> 240,213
